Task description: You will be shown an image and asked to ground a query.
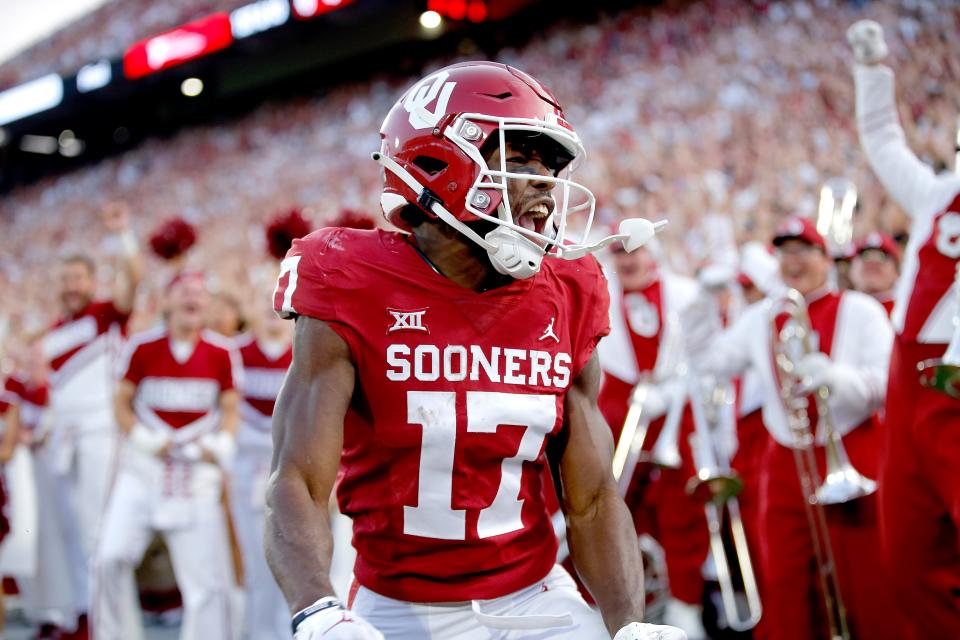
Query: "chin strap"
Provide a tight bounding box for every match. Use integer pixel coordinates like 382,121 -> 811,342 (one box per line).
372,152 -> 667,279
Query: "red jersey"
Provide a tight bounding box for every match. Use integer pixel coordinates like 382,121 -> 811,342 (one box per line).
42,300 -> 129,421
43,300 -> 129,377
119,328 -> 240,445
236,334 -> 292,433
273,227 -> 610,602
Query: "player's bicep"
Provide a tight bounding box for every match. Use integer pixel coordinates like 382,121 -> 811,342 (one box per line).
271,316 -> 355,499
558,351 -> 617,517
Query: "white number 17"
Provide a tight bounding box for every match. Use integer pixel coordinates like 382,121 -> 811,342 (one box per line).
403,390 -> 556,541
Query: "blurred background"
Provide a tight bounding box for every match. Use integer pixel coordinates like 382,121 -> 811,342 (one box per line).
0,0 -> 958,637
1,0 -> 958,352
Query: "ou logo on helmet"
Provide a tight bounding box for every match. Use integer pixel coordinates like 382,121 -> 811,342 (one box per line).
936,211 -> 960,259
403,71 -> 457,130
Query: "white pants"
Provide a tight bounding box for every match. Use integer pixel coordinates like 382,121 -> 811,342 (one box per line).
93,451 -> 236,640
51,426 -> 119,614
232,441 -> 291,640
18,446 -> 78,627
0,445 -> 38,577
352,565 -> 608,639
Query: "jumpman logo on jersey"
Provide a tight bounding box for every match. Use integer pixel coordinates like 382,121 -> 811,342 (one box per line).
539,317 -> 559,343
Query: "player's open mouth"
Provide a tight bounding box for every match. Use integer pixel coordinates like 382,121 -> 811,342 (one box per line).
516,201 -> 553,235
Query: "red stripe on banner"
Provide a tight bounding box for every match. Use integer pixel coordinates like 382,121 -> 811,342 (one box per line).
124,14 -> 233,80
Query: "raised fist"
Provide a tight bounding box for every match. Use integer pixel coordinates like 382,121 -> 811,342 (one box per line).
846,20 -> 888,65
102,200 -> 132,233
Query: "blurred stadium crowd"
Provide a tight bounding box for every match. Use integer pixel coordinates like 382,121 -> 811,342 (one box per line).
0,0 -> 958,357
0,1 -> 958,639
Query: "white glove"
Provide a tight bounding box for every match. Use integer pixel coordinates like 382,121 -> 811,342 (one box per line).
638,381 -> 680,423
292,597 -> 383,640
846,20 -> 888,65
793,352 -> 835,394
128,423 -> 170,456
679,292 -> 722,358
614,621 -> 688,640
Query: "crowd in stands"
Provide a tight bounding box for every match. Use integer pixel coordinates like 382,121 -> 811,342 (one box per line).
0,0 -> 958,364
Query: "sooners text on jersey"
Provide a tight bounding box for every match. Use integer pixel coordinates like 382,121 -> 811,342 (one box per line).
274,227 -> 610,602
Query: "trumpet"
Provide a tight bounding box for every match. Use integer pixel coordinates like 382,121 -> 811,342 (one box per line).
918,263 -> 960,398
612,315 -> 686,489
816,178 -> 858,258
686,374 -> 762,632
770,288 -> 880,640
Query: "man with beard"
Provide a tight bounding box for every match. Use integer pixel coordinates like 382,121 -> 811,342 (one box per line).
39,202 -> 142,638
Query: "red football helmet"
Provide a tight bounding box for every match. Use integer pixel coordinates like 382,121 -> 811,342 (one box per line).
374,61 -> 606,279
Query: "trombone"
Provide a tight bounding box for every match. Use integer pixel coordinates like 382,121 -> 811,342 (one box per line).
612,315 -> 686,491
918,263 -> 960,398
686,373 -> 763,632
770,288 -> 879,640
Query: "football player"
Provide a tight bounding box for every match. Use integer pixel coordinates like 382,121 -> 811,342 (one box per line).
267,62 -> 683,640
849,19 -> 960,636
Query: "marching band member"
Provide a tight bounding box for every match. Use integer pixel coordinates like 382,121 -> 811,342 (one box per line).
39,202 -> 142,637
94,272 -> 240,640
687,216 -> 895,639
727,244 -> 781,638
597,239 -> 710,638
849,19 -> 960,636
849,232 -> 900,316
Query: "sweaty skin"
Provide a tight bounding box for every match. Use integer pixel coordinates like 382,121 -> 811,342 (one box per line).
266,318 -> 646,634
265,139 -> 646,635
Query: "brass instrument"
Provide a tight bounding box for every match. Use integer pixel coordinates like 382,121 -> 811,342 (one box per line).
770,288 -> 879,640
919,263 -> 960,398
686,374 -> 762,632
612,379 -> 654,493
646,313 -> 686,469
612,314 -> 685,489
816,178 -> 858,258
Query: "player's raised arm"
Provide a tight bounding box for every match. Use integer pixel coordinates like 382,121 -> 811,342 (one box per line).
559,351 -> 685,640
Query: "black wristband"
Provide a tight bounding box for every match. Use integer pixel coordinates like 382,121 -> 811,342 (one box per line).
291,596 -> 343,634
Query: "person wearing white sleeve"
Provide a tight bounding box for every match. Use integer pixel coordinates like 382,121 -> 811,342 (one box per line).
690,216 -> 895,640
849,19 -> 960,637
597,240 -> 709,639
